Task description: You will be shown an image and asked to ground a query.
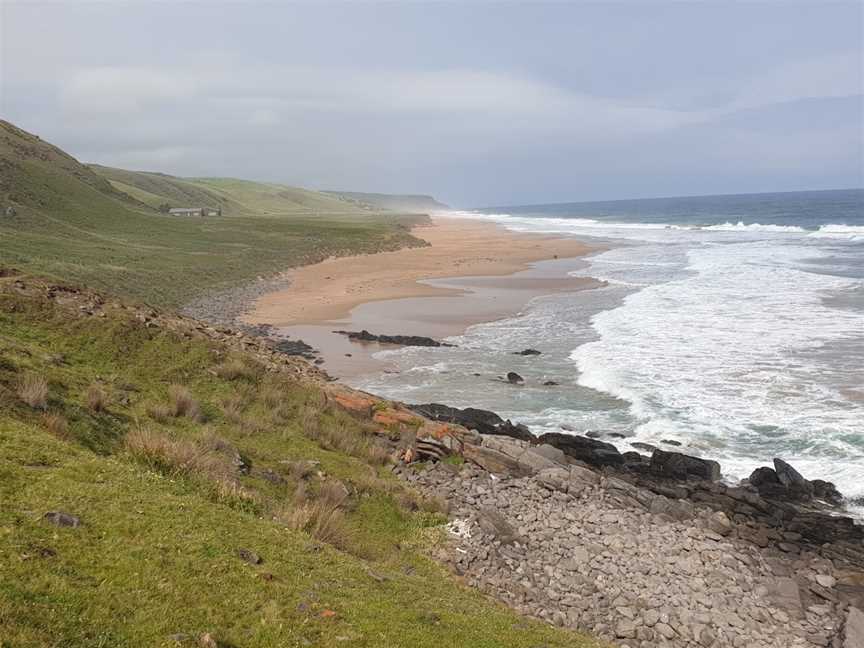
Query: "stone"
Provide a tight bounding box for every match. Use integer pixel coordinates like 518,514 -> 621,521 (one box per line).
333,329 -> 454,347
506,371 -> 524,385
512,348 -> 542,356
476,507 -> 519,545
650,449 -> 721,481
462,444 -> 533,477
815,574 -> 836,588
615,619 -> 637,638
705,511 -> 733,536
237,548 -> 262,565
811,479 -> 844,507
844,606 -> 864,648
43,511 -> 81,528
764,577 -> 803,618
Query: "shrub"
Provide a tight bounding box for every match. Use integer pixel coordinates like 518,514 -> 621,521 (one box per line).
86,383 -> 108,412
42,412 -> 69,440
167,384 -> 201,420
17,373 -> 48,410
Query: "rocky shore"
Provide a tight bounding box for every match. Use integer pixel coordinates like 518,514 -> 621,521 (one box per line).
349,397 -> 864,648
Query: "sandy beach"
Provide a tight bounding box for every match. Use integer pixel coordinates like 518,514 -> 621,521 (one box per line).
243,215 -> 597,327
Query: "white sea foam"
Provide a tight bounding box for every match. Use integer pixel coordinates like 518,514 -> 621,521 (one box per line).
810,223 -> 864,240
702,221 -> 807,232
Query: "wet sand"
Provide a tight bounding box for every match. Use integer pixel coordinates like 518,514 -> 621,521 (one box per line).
241,215 -> 601,379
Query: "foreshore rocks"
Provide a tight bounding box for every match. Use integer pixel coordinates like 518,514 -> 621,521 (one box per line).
380,400 -> 864,647
332,329 -> 454,347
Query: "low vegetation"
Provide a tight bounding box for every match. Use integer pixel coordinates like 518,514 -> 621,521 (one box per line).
0,274 -> 599,648
0,120 -> 428,308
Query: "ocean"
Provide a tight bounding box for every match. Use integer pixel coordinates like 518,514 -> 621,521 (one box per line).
352,189 -> 864,508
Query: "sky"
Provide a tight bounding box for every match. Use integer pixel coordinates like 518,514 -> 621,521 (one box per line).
1,1 -> 862,207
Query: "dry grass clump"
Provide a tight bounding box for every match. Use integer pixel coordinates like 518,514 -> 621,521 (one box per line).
124,427 -> 227,479
167,384 -> 201,420
397,490 -> 449,515
301,412 -> 392,467
86,383 -> 108,412
278,479 -> 352,549
213,358 -> 261,382
220,394 -> 246,424
42,412 -> 70,440
261,384 -> 285,409
146,403 -> 173,423
17,373 -> 48,410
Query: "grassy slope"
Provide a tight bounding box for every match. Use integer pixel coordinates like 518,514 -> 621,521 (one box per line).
0,276 -> 600,648
0,121 -> 425,308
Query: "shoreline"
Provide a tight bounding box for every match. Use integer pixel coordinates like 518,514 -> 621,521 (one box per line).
242,215 -> 599,328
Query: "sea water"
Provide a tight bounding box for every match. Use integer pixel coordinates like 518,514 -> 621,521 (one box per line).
352,189 -> 864,507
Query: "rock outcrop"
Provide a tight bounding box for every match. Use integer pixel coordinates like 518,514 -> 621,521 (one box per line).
333,329 -> 454,347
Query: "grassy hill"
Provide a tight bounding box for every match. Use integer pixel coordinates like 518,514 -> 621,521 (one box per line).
0,121 -> 425,308
322,191 -> 450,213
0,272 -> 599,648
91,165 -> 366,217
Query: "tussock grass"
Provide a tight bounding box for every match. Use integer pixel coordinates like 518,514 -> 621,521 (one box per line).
86,383 -> 108,412
278,480 -> 352,549
167,384 -> 201,420
17,373 -> 48,410
214,358 -> 261,382
42,412 -> 69,440
146,403 -> 173,423
124,427 -> 227,480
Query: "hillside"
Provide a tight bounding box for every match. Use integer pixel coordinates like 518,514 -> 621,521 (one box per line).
91,165 -> 367,217
0,121 -> 426,308
322,191 -> 450,213
0,271 -> 598,648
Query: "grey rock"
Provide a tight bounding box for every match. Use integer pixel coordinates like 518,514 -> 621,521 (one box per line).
43,511 -> 81,528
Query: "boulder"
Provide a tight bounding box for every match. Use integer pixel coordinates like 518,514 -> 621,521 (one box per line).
812,479 -> 844,507
506,371 -> 524,385
773,458 -> 814,499
537,433 -> 624,467
462,443 -> 533,477
43,511 -> 81,528
512,349 -> 541,356
476,507 -> 519,544
650,449 -> 721,481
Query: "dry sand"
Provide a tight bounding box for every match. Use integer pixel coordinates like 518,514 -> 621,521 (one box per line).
243,216 -> 596,327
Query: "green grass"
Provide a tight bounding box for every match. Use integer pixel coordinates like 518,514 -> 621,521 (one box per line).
0,278 -> 602,648
0,120 -> 426,308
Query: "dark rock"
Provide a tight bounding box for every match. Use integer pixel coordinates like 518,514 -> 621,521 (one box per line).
660,439 -> 682,447
43,511 -> 81,528
506,371 -> 524,385
408,403 -> 535,441
631,442 -> 658,454
537,433 -> 624,467
512,349 -> 541,356
650,449 -> 721,481
271,338 -> 317,360
812,479 -> 844,507
542,380 -> 559,386
773,458 -> 814,499
622,451 -> 649,466
608,432 -> 627,439
237,548 -> 262,565
585,431 -> 602,439
333,329 -> 454,347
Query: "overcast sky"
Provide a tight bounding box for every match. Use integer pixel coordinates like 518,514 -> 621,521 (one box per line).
2,2 -> 862,207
